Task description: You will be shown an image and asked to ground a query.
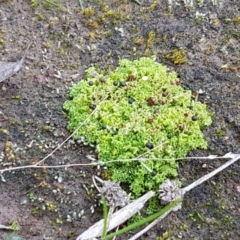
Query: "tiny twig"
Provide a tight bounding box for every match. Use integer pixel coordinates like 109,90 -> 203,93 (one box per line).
182,153 -> 240,194
92,176 -> 103,193
0,153 -> 233,174
112,225 -> 119,240
0,224 -> 12,230
0,162 -> 98,174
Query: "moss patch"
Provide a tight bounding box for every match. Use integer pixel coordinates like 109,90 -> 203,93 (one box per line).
63,57 -> 212,196
164,48 -> 187,65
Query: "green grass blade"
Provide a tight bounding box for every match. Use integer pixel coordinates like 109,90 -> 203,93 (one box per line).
102,199 -> 182,240
101,197 -> 108,238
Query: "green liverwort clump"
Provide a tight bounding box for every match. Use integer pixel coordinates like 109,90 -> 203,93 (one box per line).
63,57 -> 212,196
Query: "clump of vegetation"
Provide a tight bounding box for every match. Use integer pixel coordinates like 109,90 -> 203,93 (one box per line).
234,16 -> 240,24
164,48 -> 187,65
30,0 -> 38,9
83,7 -> 95,16
30,0 -> 62,10
63,57 -> 212,196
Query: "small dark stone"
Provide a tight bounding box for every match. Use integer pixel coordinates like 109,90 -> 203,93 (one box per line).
36,23 -> 42,29
113,81 -> 119,86
192,115 -> 198,121
89,104 -> 96,110
151,170 -> 157,176
89,81 -> 94,86
120,81 -> 127,87
187,42 -> 194,49
146,142 -> 154,149
128,98 -> 134,104
99,77 -> 106,83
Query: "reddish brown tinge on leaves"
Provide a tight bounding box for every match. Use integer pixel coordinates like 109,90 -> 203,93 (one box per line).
127,74 -> 136,81
147,97 -> 155,106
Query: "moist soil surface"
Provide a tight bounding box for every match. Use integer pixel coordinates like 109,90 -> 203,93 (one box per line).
0,0 -> 240,239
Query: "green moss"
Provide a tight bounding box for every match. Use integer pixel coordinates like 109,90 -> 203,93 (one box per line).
164,48 -> 187,65
146,195 -> 162,215
127,213 -> 144,225
156,231 -> 170,240
234,16 -> 240,24
31,207 -> 41,216
205,44 -> 215,54
37,13 -> 45,21
0,38 -> 5,46
83,7 -> 95,16
101,169 -> 112,180
216,128 -> 225,137
196,17 -> 202,24
30,0 -> 38,9
63,57 -> 212,197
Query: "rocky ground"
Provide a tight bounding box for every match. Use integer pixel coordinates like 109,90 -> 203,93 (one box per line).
0,0 -> 239,239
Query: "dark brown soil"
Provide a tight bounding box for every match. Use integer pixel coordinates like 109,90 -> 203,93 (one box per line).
0,0 -> 239,239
